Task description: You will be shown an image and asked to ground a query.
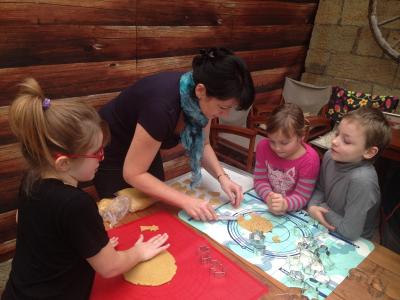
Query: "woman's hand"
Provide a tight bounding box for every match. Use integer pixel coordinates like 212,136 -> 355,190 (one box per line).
219,175 -> 243,207
307,206 -> 336,231
182,198 -> 217,221
132,233 -> 170,262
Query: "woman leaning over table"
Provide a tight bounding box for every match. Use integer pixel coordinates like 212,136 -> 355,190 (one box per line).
94,47 -> 255,221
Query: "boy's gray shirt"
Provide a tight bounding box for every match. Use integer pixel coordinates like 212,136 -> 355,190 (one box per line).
308,150 -> 380,240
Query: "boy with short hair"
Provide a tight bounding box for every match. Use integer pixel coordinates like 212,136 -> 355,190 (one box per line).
307,107 -> 391,240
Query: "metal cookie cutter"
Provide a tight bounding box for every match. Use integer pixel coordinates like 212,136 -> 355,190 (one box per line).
197,245 -> 226,278
198,245 -> 211,264
209,259 -> 225,278
249,230 -> 266,255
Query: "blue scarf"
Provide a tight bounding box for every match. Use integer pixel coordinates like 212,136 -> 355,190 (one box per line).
179,72 -> 209,188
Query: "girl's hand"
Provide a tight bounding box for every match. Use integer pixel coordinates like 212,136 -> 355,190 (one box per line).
133,233 -> 170,262
182,198 -> 217,221
266,192 -> 287,215
110,236 -> 119,248
219,176 -> 243,207
307,206 -> 336,231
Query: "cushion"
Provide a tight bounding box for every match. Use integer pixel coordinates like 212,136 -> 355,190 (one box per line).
326,86 -> 399,124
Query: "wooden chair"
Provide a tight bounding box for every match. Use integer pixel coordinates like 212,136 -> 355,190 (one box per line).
281,77 -> 333,142
210,89 -> 285,172
247,90 -> 284,137
249,78 -> 333,143
209,78 -> 335,171
160,144 -> 191,180
210,108 -> 262,172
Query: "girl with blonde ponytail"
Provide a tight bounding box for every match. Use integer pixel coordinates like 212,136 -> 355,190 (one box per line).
3,78 -> 169,300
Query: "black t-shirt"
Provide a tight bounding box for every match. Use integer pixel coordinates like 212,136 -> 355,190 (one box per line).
99,71 -> 183,167
2,179 -> 109,300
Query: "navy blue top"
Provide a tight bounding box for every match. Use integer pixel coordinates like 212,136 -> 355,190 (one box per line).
100,72 -> 183,167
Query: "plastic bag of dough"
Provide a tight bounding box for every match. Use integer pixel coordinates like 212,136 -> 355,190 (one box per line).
98,198 -> 113,216
116,188 -> 157,212
98,195 -> 130,227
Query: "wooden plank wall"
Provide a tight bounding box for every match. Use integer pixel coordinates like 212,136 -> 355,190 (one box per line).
0,0 -> 318,260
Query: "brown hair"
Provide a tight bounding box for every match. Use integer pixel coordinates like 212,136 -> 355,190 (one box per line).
9,78 -> 108,191
342,107 -> 391,159
266,103 -> 307,138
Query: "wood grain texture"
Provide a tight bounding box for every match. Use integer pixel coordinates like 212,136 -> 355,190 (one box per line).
0,210 -> 17,244
0,60 -> 137,106
230,0 -> 318,26
254,89 -> 283,106
0,239 -> 16,262
333,252 -> 400,300
137,26 -> 232,58
240,46 -> 307,71
252,64 -> 303,92
0,26 -> 136,67
0,63 -> 297,146
232,25 -> 313,51
136,0 -> 233,26
0,0 -> 317,262
0,1 -> 136,25
0,92 -> 119,146
135,0 -> 317,26
0,144 -> 26,213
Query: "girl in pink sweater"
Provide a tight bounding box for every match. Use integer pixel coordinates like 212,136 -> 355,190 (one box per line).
254,103 -> 320,215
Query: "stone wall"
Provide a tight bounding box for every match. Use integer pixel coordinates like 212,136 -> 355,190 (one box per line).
302,0 -> 400,112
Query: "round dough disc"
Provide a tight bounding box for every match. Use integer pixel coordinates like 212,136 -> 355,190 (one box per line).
123,251 -> 177,286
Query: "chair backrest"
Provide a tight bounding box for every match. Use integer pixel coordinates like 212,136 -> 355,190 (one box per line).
218,106 -> 252,128
210,105 -> 260,172
282,77 -> 332,116
215,106 -> 256,149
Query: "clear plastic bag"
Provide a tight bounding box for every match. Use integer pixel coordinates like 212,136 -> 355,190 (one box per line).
98,195 -> 130,227
116,188 -> 157,212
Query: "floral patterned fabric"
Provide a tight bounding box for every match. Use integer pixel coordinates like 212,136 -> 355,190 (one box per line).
326,86 -> 399,124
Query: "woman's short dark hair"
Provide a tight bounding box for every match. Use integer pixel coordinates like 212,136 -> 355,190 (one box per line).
192,47 -> 255,110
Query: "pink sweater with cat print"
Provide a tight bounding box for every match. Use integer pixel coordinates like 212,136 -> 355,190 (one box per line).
254,139 -> 320,211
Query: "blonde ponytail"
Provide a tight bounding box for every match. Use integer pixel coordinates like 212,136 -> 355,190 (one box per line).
9,78 -> 53,169
9,78 -> 105,192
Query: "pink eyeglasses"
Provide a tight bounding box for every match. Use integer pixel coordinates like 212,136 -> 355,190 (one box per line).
54,146 -> 104,161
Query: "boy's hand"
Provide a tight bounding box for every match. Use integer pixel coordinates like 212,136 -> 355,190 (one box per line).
266,192 -> 288,215
183,198 -> 217,222
133,233 -> 170,262
307,206 -> 336,231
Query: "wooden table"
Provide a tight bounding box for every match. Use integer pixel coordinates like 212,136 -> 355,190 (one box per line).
114,189 -> 400,299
